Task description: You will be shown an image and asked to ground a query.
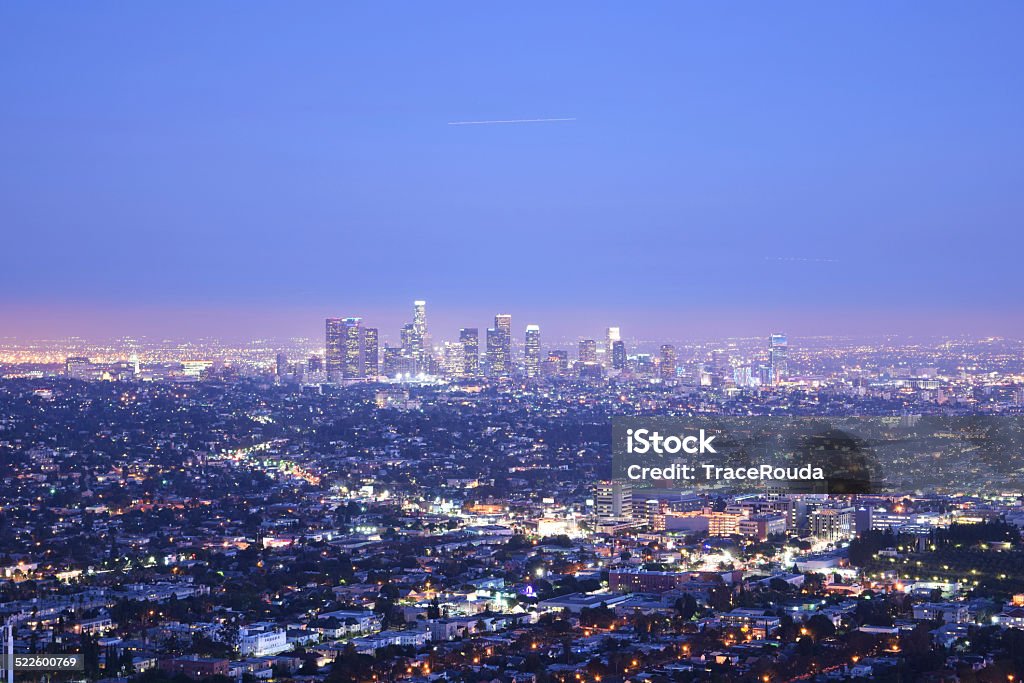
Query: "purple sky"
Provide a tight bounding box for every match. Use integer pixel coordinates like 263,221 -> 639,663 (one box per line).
2,3 -> 1022,342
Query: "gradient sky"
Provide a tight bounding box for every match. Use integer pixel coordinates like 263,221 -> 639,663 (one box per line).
2,3 -> 1023,341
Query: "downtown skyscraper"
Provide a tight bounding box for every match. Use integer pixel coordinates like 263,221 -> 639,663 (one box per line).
459,328 -> 480,377
486,314 -> 512,377
659,343 -> 676,380
605,326 -> 621,364
611,340 -> 626,370
578,339 -> 598,364
325,318 -> 345,379
769,333 -> 789,384
326,317 -> 364,380
524,324 -> 541,378
362,327 -> 379,377
405,300 -> 429,366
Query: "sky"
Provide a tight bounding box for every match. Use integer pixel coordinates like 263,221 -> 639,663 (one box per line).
2,3 -> 1023,342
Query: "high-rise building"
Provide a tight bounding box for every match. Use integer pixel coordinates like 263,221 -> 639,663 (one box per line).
486,328 -> 502,376
605,327 -> 621,363
411,300 -> 429,363
307,355 -> 323,374
611,340 -> 626,370
382,346 -> 407,378
325,318 -> 345,380
487,314 -> 512,377
769,333 -> 789,384
275,352 -> 288,378
442,341 -> 465,377
544,350 -> 568,376
459,328 -> 480,377
400,323 -> 415,356
326,317 -> 365,380
340,317 -> 363,378
594,481 -> 633,520
660,344 -> 676,380
524,324 -> 541,377
362,328 -> 379,378
578,339 -> 598,363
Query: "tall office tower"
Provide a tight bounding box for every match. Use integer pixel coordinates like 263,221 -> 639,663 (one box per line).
382,346 -> 403,377
487,314 -> 512,376
546,350 -> 569,375
578,339 -> 598,363
605,327 -> 621,363
486,328 -> 502,376
400,323 -> 415,356
495,313 -> 512,365
711,348 -> 728,373
307,355 -> 323,374
459,328 -> 480,376
411,300 -> 429,362
659,344 -> 677,380
769,333 -> 789,384
362,327 -> 379,378
340,317 -> 363,378
442,341 -> 465,376
524,325 -> 541,377
325,318 -> 345,380
611,340 -> 626,370
275,352 -> 288,378
594,481 -> 633,520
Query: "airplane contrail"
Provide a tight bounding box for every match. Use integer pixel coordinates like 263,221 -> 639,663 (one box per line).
765,256 -> 841,263
447,117 -> 577,126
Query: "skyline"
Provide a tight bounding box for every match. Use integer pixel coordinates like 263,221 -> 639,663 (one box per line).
2,2 -> 1023,340
4,298 -> 1024,345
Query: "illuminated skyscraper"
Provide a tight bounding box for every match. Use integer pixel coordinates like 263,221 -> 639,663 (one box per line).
548,352 -> 573,374
442,341 -> 464,376
486,328 -> 502,376
769,333 -> 789,384
659,344 -> 676,380
524,324 -> 541,377
275,352 -> 288,378
460,328 -> 480,377
496,314 -> 511,340
400,323 -> 415,356
487,314 -> 512,377
325,318 -> 345,380
411,300 -> 428,362
611,340 -> 626,370
605,327 -> 621,363
400,300 -> 427,363
362,327 -> 379,378
326,317 -> 365,380
578,339 -> 598,364
340,317 -> 363,378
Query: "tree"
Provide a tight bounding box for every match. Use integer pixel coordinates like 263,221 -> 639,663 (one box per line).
806,614 -> 836,640
674,594 -> 698,621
